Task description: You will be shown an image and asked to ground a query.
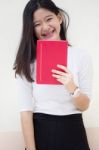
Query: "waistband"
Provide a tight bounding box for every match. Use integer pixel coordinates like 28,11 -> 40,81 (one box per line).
33,112 -> 82,121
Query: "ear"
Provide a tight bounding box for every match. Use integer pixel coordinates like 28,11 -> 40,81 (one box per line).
57,13 -> 62,24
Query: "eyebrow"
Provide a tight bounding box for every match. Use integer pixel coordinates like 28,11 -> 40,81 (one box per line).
33,15 -> 53,24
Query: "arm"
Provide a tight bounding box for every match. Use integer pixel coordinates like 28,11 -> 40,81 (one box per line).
20,111 -> 36,150
72,92 -> 90,111
63,81 -> 90,111
15,74 -> 36,149
52,56 -> 93,112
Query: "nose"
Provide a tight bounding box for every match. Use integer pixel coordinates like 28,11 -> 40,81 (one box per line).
42,22 -> 50,32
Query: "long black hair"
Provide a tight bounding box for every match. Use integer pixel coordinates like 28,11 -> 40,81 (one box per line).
13,0 -> 70,82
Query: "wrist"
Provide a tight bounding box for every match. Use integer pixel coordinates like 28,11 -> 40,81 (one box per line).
66,81 -> 77,93
69,86 -> 80,98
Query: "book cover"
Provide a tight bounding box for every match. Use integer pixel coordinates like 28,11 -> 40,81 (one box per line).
36,40 -> 68,84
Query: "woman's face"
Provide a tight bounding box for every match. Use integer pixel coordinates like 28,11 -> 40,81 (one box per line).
33,8 -> 62,40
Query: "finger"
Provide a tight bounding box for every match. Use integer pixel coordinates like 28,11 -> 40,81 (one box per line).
56,78 -> 64,84
57,64 -> 71,74
51,69 -> 66,76
52,74 -> 66,82
52,74 -> 61,79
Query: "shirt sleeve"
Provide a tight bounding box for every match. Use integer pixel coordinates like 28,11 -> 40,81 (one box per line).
15,74 -> 33,112
78,51 -> 93,100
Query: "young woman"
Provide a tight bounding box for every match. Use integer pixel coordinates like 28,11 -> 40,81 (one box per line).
13,0 -> 93,150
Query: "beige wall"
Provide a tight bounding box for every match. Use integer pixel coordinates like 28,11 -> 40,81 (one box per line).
0,128 -> 99,150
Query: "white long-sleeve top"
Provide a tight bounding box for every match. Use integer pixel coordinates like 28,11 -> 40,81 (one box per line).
16,46 -> 93,115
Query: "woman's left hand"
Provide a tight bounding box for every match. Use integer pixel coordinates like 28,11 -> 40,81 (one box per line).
52,64 -> 77,93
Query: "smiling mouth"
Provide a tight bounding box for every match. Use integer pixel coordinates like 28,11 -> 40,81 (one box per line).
42,29 -> 55,39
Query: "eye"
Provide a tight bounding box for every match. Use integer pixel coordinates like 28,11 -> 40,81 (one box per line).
47,18 -> 53,22
33,23 -> 41,27
33,24 -> 40,27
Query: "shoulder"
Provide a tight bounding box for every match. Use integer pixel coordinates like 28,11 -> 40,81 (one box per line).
68,46 -> 92,62
68,46 -> 90,55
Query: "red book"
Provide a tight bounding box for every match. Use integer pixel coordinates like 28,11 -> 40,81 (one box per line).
36,40 -> 68,84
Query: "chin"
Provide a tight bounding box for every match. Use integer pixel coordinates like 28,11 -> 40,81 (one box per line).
46,36 -> 60,41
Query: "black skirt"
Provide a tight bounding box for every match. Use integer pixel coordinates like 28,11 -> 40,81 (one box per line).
32,113 -> 90,150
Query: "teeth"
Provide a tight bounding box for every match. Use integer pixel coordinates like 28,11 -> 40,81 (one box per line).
41,30 -> 55,39
45,32 -> 51,36
42,30 -> 54,36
